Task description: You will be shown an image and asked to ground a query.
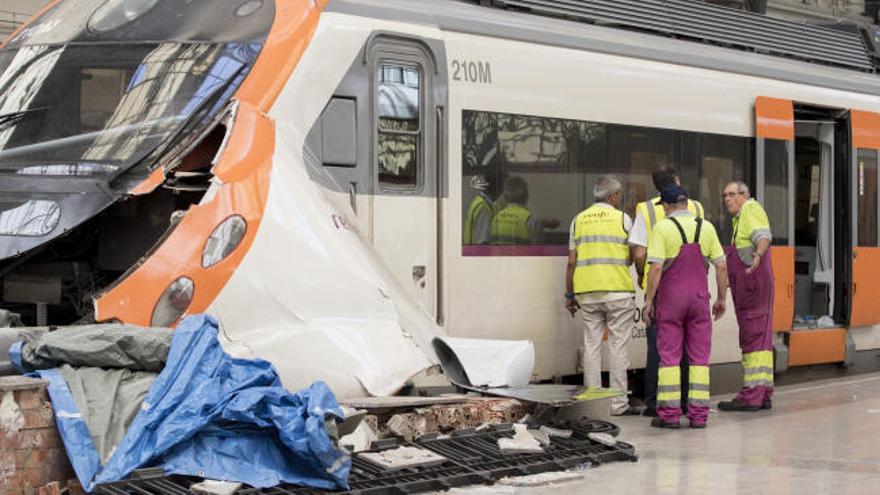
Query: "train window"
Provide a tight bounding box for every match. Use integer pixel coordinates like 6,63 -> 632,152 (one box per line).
377,63 -> 420,189
857,148 -> 878,246
460,109 -> 754,252
607,125 -> 679,216
764,139 -> 790,245
697,134 -> 751,244
80,68 -> 130,132
461,110 -> 588,247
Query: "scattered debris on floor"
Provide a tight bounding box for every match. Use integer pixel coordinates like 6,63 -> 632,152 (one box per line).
497,424 -> 544,454
496,470 -> 588,487
93,420 -> 637,494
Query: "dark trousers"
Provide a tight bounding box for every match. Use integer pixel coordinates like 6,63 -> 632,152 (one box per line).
644,320 -> 690,409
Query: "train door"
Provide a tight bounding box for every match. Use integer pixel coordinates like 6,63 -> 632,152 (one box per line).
791,108 -> 837,325
848,111 -> 880,328
368,38 -> 444,321
754,97 -> 795,332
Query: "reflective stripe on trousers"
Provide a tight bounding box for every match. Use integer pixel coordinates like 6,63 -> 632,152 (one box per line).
742,350 -> 774,387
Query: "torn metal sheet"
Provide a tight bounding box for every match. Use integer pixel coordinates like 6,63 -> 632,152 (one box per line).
433,337 -> 533,388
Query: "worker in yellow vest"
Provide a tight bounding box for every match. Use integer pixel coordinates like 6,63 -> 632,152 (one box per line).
629,166 -> 705,417
464,174 -> 499,245
565,175 -> 639,416
490,176 -> 543,245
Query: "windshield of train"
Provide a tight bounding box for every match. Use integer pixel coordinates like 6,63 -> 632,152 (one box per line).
0,0 -> 275,179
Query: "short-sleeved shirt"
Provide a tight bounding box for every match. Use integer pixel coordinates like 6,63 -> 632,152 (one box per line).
568,202 -> 634,304
628,197 -> 704,247
732,199 -> 772,264
647,210 -> 725,269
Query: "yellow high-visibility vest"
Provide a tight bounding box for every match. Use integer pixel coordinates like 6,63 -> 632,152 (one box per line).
572,204 -> 634,294
464,193 -> 494,244
490,204 -> 531,245
636,196 -> 704,289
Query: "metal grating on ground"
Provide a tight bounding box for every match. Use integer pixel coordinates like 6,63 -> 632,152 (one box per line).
94,420 -> 637,495
467,0 -> 875,72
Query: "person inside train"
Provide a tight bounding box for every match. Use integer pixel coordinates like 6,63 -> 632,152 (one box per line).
464,171 -> 501,245
564,175 -> 639,416
643,184 -> 728,429
630,166 -> 706,417
490,176 -> 544,245
719,180 -> 775,412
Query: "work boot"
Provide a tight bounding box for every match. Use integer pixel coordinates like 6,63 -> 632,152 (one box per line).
717,398 -> 759,412
642,407 -> 658,417
761,399 -> 772,410
689,420 -> 706,429
650,417 -> 680,429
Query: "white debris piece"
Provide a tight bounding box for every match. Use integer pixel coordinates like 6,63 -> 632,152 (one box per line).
587,432 -> 617,447
497,424 -> 544,454
528,428 -> 551,446
0,391 -> 23,433
539,425 -> 573,438
339,420 -> 378,453
358,446 -> 447,471
190,480 -> 242,495
497,471 -> 587,487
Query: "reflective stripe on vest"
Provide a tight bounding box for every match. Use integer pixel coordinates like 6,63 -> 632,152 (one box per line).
573,204 -> 634,294
490,204 -> 531,245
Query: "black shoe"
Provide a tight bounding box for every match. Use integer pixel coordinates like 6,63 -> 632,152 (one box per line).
612,407 -> 642,416
689,420 -> 706,429
761,400 -> 772,410
717,399 -> 760,412
650,417 -> 680,429
642,407 -> 658,417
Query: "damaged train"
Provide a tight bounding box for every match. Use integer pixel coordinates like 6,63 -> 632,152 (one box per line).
2,0 -> 880,398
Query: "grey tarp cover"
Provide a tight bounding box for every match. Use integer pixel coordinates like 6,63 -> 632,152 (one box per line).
0,310 -> 43,376
15,324 -> 174,462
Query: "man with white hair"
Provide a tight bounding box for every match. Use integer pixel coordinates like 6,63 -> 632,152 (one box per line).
564,175 -> 638,416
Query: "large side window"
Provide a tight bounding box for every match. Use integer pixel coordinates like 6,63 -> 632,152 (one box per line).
461,110 -> 590,248
460,109 -> 754,253
377,63 -> 421,189
857,148 -> 879,246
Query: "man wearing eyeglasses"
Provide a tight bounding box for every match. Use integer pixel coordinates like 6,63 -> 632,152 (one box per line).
719,181 -> 775,412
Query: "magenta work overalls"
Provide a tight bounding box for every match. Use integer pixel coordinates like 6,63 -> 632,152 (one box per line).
655,218 -> 713,426
725,241 -> 775,407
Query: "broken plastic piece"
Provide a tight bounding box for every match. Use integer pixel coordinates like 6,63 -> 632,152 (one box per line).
588,432 -> 618,447
358,446 -> 447,471
575,387 -> 625,401
497,424 -> 544,454
539,425 -> 573,438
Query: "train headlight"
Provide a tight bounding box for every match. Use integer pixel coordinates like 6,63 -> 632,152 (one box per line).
151,277 -> 194,327
201,215 -> 247,268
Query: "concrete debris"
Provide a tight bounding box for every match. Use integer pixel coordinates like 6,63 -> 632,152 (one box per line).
0,390 -> 24,433
497,424 -> 544,454
497,470 -> 587,487
358,446 -> 447,471
587,432 -> 617,447
539,425 -> 573,438
339,420 -> 379,453
527,428 -> 551,446
189,480 -> 242,495
376,398 -> 532,441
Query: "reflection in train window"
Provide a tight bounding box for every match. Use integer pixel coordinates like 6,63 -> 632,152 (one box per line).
764,139 -> 790,246
857,148 -> 878,246
461,109 -> 754,250
377,63 -> 420,188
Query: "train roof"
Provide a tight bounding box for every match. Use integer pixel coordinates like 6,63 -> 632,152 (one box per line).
326,0 -> 880,97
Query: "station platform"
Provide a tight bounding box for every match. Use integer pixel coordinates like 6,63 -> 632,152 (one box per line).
453,373 -> 880,494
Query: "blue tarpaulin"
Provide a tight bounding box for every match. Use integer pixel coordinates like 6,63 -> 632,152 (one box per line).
27,315 -> 351,491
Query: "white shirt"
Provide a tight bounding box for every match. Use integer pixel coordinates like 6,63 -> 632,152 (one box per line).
568,202 -> 634,304
627,197 -> 656,248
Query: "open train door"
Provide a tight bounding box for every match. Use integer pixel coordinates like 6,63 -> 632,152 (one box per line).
848,110 -> 880,328
755,97 -> 795,332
